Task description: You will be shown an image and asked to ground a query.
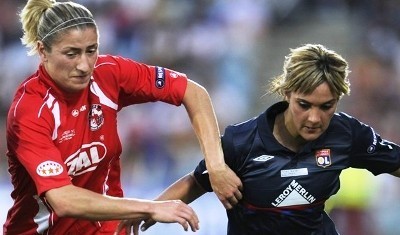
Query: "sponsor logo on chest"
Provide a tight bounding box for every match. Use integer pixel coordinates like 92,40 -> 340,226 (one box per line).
64,142 -> 107,176
271,179 -> 316,207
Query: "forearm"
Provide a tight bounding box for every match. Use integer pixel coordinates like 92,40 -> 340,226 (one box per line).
156,172 -> 206,204
182,80 -> 225,172
45,184 -> 153,220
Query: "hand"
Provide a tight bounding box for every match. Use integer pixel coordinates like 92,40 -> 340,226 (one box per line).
114,200 -> 199,234
208,164 -> 243,209
148,200 -> 199,232
115,219 -> 142,235
116,218 -> 157,234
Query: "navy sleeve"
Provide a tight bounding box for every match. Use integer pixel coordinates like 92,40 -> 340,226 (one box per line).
193,125 -> 238,192
193,159 -> 213,192
348,115 -> 400,175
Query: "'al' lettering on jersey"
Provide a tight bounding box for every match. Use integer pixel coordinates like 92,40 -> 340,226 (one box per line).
5,55 -> 187,234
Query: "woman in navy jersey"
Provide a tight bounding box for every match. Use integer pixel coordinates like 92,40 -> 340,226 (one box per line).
3,0 -> 242,234
135,44 -> 400,235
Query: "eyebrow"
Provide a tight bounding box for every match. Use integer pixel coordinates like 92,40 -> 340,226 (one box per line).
63,43 -> 98,50
297,98 -> 338,105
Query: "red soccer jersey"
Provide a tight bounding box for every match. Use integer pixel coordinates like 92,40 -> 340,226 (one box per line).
4,55 -> 187,234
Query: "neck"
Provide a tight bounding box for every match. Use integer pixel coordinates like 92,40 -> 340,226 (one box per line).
273,112 -> 305,152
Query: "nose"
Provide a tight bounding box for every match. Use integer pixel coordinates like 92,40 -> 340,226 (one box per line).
307,107 -> 321,124
76,54 -> 90,73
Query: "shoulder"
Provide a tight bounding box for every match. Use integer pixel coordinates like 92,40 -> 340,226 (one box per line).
222,115 -> 261,154
11,75 -> 53,119
224,116 -> 259,139
95,54 -> 142,68
331,112 -> 367,131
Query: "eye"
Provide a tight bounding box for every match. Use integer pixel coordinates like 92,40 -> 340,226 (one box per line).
87,48 -> 97,54
298,101 -> 311,109
320,104 -> 333,111
65,51 -> 78,58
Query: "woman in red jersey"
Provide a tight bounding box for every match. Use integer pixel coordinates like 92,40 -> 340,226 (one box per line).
3,0 -> 242,234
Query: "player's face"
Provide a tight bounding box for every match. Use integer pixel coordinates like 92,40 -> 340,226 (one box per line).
284,82 -> 338,142
39,27 -> 99,93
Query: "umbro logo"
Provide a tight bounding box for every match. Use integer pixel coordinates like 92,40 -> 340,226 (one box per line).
253,155 -> 274,162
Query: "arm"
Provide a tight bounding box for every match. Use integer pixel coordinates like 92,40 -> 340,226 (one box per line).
136,171 -> 206,232
45,184 -> 199,232
155,172 -> 206,203
182,79 -> 243,209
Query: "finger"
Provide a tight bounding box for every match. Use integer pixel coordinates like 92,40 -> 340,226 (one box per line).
127,224 -> 132,235
220,198 -> 233,210
132,224 -> 140,235
114,221 -> 125,235
179,207 -> 200,232
234,189 -> 243,200
187,215 -> 200,232
140,219 -> 156,232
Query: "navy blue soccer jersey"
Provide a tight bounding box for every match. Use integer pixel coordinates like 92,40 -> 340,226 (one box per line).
193,101 -> 400,235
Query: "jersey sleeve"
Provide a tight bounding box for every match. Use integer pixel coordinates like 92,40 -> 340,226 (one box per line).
193,159 -> 213,192
95,55 -> 188,108
7,96 -> 71,196
348,115 -> 400,175
193,125 -> 240,192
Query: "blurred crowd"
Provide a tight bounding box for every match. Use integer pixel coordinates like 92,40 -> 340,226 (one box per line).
1,0 -> 400,234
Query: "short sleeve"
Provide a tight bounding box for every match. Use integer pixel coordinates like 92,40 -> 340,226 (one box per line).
349,116 -> 400,175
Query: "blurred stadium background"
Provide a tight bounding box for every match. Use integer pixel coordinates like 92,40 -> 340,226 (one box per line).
1,0 -> 400,234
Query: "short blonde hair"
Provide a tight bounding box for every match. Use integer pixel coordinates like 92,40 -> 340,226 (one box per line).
269,44 -> 350,99
20,0 -> 96,56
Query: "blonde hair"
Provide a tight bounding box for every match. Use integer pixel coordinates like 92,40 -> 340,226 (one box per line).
20,0 -> 96,56
269,44 -> 350,99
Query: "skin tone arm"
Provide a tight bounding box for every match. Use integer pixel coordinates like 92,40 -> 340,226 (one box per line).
154,172 -> 206,204
116,172 -> 205,233
45,184 -> 199,233
183,80 -> 243,209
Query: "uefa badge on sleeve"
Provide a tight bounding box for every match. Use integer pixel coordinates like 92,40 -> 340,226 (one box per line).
315,149 -> 331,168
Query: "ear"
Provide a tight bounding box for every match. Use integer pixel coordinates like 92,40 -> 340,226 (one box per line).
37,41 -> 48,63
284,91 -> 291,102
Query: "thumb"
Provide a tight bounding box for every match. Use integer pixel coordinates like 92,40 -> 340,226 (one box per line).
140,219 -> 156,232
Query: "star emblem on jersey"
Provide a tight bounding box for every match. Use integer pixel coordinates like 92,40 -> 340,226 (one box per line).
315,149 -> 331,168
36,161 -> 63,177
89,104 -> 104,131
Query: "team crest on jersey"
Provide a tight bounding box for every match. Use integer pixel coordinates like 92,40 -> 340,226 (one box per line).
89,104 -> 104,131
315,149 -> 331,168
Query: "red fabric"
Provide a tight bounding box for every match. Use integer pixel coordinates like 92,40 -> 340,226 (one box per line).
4,55 -> 187,234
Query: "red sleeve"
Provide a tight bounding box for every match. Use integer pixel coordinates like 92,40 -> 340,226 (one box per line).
7,91 -> 71,196
94,55 -> 188,108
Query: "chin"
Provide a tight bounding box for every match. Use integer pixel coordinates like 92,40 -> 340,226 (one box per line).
66,84 -> 88,93
301,133 -> 322,142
